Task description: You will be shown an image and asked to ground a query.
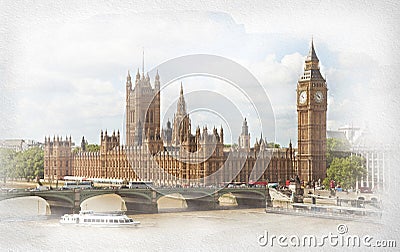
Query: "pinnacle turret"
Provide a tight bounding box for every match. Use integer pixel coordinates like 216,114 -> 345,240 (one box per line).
177,82 -> 187,115
136,68 -> 140,80
241,118 -> 249,135
126,70 -> 132,89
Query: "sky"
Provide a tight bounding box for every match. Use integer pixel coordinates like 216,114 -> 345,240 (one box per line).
1,1 -> 399,148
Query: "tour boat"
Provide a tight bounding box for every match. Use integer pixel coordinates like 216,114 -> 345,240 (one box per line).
60,210 -> 140,226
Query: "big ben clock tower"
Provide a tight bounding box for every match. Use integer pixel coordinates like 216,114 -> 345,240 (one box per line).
297,40 -> 327,184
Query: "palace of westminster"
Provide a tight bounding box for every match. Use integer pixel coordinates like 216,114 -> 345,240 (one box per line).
44,41 -> 328,187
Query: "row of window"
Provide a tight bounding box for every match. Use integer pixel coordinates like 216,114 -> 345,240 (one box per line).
45,161 -> 69,167
44,169 -> 69,175
312,82 -> 324,87
48,151 -> 70,156
128,109 -> 156,124
83,218 -> 133,223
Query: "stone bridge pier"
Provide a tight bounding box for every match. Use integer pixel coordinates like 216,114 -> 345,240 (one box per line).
40,190 -> 81,215
184,194 -> 219,211
224,190 -> 267,209
234,194 -> 266,208
121,191 -> 158,215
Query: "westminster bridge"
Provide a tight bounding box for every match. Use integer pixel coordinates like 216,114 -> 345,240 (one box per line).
0,187 -> 270,215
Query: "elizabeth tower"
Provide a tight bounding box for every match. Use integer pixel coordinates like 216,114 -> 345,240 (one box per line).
297,40 -> 327,183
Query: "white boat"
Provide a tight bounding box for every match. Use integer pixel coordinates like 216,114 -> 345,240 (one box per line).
60,210 -> 140,226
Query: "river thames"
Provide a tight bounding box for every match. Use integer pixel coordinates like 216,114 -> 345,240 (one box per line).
1,197 -> 397,251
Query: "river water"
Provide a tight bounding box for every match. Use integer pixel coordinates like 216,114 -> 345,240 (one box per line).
0,197 -> 397,251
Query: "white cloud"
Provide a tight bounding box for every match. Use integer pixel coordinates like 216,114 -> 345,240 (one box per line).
247,52 -> 304,145
0,1 -> 397,148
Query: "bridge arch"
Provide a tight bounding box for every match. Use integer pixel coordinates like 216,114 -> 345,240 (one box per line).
80,194 -> 127,212
0,196 -> 51,217
218,193 -> 238,207
117,191 -> 153,202
156,190 -> 218,211
155,190 -> 214,201
80,190 -> 157,214
116,190 -> 157,214
157,193 -> 188,211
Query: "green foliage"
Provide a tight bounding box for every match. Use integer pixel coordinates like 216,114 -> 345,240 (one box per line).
224,143 -> 239,148
0,148 -> 17,182
0,147 -> 44,181
86,144 -> 100,152
326,138 -> 351,168
267,142 -> 280,148
72,147 -> 81,154
323,155 -> 366,190
72,143 -> 100,153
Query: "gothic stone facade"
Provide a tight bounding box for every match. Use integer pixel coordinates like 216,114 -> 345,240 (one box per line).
69,130 -> 294,187
44,42 -> 326,186
44,136 -> 73,181
70,79 -> 295,186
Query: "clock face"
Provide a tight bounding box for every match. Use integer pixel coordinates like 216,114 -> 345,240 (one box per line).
299,91 -> 307,104
314,91 -> 323,103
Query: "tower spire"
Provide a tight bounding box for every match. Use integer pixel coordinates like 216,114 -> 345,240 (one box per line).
176,82 -> 187,116
302,39 -> 322,74
307,39 -> 319,62
142,48 -> 145,77
180,82 -> 183,96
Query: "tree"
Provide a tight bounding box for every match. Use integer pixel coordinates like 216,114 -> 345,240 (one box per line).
72,147 -> 81,154
326,138 -> 351,168
73,143 -> 100,153
267,142 -> 280,148
86,144 -> 100,152
224,143 -> 239,149
0,148 -> 17,182
0,147 -> 43,181
323,155 -> 366,190
16,147 -> 44,181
